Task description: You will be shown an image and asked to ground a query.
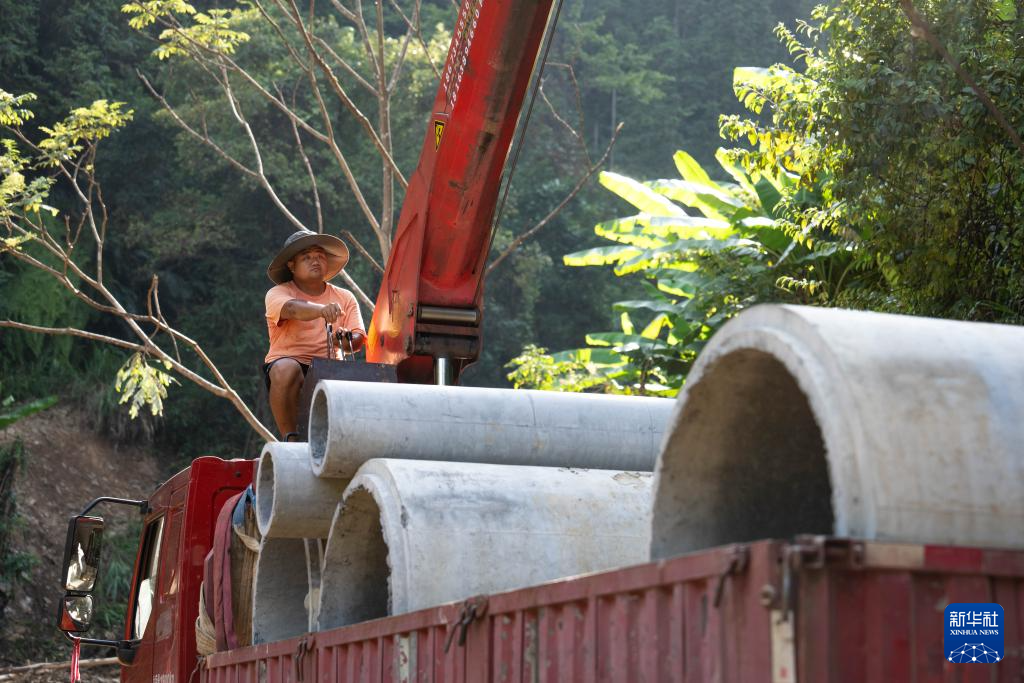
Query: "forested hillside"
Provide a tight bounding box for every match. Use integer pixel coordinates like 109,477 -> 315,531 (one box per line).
0,0 -> 814,461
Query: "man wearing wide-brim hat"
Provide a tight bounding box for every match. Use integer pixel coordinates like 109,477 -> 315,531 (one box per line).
264,229 -> 365,440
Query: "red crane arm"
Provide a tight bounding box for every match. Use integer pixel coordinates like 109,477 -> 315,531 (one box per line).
366,0 -> 557,383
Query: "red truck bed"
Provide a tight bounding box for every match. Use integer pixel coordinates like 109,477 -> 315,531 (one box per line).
201,537 -> 1023,682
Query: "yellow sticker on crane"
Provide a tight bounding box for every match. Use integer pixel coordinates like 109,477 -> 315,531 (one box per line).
434,120 -> 445,149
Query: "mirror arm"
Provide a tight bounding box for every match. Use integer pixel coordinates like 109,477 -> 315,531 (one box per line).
79,497 -> 148,516
63,632 -> 141,649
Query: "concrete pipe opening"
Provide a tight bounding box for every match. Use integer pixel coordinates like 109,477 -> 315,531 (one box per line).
318,459 -> 653,630
255,452 -> 276,534
309,388 -> 330,476
316,487 -> 390,630
651,304 -> 1024,558
255,442 -> 346,539
251,537 -> 316,644
650,348 -> 833,558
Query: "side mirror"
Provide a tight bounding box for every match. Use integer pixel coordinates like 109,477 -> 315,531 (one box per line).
61,515 -> 104,592
59,595 -> 94,633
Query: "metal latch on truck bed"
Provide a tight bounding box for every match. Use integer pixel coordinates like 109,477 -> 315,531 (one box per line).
712,545 -> 750,608
443,596 -> 489,653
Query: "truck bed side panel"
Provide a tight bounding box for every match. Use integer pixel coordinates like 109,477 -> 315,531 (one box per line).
202,539 -> 1024,682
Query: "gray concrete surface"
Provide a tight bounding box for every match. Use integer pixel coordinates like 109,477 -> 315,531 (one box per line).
255,442 -> 347,538
316,459 -> 653,630
251,537 -> 321,644
650,304 -> 1024,559
307,381 -> 674,478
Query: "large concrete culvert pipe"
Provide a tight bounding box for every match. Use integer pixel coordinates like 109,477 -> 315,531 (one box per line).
650,304 -> 1024,560
307,381 -> 674,478
251,537 -> 323,644
317,459 -> 653,630
255,442 -> 347,538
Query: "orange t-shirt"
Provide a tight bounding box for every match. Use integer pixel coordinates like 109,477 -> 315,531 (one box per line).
264,281 -> 365,365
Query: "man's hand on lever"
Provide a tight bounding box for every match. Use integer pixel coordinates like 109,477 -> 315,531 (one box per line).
319,302 -> 342,323
336,328 -> 366,354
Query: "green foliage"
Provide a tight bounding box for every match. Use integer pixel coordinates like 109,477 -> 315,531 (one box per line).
0,394 -> 58,430
0,91 -> 36,126
506,344 -> 606,392
151,9 -> 254,60
724,0 -> 1024,322
36,100 -> 134,166
510,142 -> 864,393
0,439 -> 38,620
115,353 -> 178,419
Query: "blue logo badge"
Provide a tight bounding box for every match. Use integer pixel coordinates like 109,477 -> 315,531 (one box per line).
945,603 -> 1003,663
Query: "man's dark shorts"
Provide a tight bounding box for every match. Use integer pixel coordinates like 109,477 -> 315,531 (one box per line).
263,358 -> 310,391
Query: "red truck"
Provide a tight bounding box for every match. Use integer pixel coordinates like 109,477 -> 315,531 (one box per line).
54,0 -> 1024,680
60,457 -> 1024,682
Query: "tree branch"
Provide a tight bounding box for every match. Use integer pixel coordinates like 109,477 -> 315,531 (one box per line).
138,71 -> 260,179
280,83 -> 324,233
486,123 -> 623,276
0,321 -> 145,353
285,0 -> 408,189
342,229 -> 384,274
900,0 -> 1024,158
221,68 -> 310,232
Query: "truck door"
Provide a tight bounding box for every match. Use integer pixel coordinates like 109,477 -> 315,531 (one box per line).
121,514 -> 165,683
151,500 -> 184,683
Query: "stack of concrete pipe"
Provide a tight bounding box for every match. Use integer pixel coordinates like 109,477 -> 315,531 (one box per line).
252,303 -> 1024,642
251,383 -> 673,639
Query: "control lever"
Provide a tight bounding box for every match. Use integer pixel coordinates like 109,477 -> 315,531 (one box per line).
325,323 -> 355,361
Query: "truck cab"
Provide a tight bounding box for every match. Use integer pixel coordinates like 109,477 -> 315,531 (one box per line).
58,457 -> 253,683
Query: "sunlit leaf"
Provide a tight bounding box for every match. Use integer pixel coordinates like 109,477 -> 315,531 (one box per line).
599,171 -> 687,216
563,245 -> 640,267
672,150 -> 714,186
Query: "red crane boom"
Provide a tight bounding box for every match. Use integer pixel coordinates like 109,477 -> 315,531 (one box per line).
366,0 -> 557,384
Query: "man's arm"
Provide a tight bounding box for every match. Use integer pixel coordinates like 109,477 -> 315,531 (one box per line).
281,300 -> 342,323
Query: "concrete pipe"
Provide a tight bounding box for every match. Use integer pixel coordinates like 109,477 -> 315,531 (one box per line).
255,442 -> 347,539
308,381 -> 673,478
251,537 -> 323,644
317,459 -> 653,629
650,304 -> 1024,559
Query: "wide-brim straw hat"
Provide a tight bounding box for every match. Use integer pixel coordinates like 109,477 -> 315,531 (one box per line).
267,229 -> 350,284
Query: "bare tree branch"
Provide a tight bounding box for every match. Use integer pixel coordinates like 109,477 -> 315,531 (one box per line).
539,82 -> 590,163
221,67 -> 310,232
138,71 -> 260,179
487,124 -> 623,276
280,83 -> 324,233
284,0 -> 408,188
388,0 -> 441,83
342,229 -> 384,274
0,321 -> 145,353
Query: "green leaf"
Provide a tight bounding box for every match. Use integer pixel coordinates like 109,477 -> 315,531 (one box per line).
594,214 -> 734,246
714,147 -> 757,196
648,179 -> 743,222
612,299 -> 680,314
993,0 -> 1016,20
0,396 -> 58,429
672,150 -> 713,186
563,245 -> 641,267
640,314 -> 671,339
753,177 -> 782,214
619,311 -> 635,335
599,171 -> 687,216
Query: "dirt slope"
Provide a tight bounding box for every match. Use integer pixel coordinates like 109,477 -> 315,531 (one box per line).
0,404 -> 165,675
